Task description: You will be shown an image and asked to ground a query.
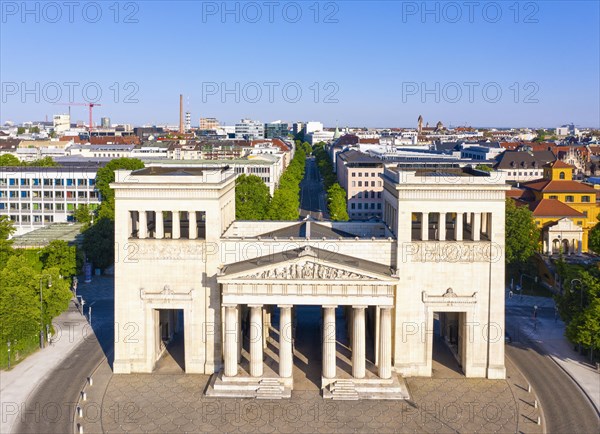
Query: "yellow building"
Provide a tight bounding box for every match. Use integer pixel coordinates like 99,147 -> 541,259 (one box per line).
521,161 -> 599,253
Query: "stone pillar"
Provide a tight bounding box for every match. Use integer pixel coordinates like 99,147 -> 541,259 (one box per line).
472,212 -> 481,241
127,211 -> 133,238
188,211 -> 197,240
279,305 -> 293,379
378,307 -> 392,379
352,306 -> 366,379
249,305 -> 263,377
322,306 -> 337,379
155,211 -> 164,239
439,212 -> 446,241
421,212 -> 429,241
482,212 -> 489,236
138,211 -> 147,239
455,212 -> 463,241
172,211 -> 181,240
374,306 -> 380,367
224,305 -> 238,377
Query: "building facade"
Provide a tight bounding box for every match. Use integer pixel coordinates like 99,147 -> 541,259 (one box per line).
0,166 -> 101,235
336,150 -> 384,220
112,165 -> 508,399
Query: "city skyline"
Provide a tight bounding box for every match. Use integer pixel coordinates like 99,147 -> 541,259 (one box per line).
1,1 -> 599,127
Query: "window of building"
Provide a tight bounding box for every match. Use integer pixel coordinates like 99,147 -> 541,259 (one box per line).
357,192 -> 362,198
377,192 -> 382,198
351,203 -> 355,209
577,221 -> 582,226
358,203 -> 362,209
565,195 -> 574,202
549,195 -> 558,199
582,196 -> 590,203
583,211 -> 588,217
352,181 -> 356,187
358,172 -> 362,177
377,203 -> 381,209
378,181 -> 382,186
358,181 -> 362,187
559,172 -> 565,179
371,181 -> 375,187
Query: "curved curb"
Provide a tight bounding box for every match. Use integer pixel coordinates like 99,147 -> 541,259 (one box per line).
6,300 -> 87,434
505,348 -> 547,433
71,337 -> 113,434
547,354 -> 600,418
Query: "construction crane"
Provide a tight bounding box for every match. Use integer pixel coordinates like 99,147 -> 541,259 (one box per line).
54,102 -> 102,130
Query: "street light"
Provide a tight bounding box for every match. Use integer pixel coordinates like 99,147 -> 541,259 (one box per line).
39,275 -> 52,349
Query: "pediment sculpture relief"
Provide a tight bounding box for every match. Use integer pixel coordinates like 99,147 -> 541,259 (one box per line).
239,261 -> 372,280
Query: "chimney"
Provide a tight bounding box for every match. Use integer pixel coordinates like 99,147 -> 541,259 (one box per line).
179,94 -> 184,134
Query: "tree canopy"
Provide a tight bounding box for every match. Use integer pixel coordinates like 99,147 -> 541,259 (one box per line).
266,147 -> 306,220
588,218 -> 600,253
40,240 -> 77,277
96,158 -> 145,207
505,199 -> 540,265
235,175 -> 271,220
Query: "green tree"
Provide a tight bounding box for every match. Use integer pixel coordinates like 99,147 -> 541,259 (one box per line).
327,183 -> 349,221
235,175 -> 271,220
17,127 -> 25,135
0,216 -> 15,269
27,157 -> 58,167
0,154 -> 22,166
82,218 -> 114,270
73,204 -> 93,228
475,164 -> 493,172
566,298 -> 600,356
268,188 -> 299,220
0,256 -> 72,355
40,240 -> 77,277
505,199 -> 540,265
588,219 -> 600,253
95,158 -> 145,211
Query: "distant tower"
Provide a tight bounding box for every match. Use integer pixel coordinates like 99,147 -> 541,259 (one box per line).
179,94 -> 184,134
185,112 -> 191,131
418,115 -> 423,134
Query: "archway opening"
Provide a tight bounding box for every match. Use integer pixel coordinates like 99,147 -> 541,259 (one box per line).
432,312 -> 465,377
153,308 -> 185,373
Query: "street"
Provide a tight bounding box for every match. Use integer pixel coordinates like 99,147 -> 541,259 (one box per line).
506,303 -> 600,433
300,156 -> 328,220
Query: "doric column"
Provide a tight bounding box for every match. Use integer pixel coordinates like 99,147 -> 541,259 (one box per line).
378,307 -> 392,379
172,211 -> 180,239
472,212 -> 481,241
279,305 -> 293,379
138,211 -> 147,239
439,212 -> 446,241
421,212 -> 429,241
224,305 -> 238,377
249,305 -> 263,377
455,212 -> 463,241
188,211 -> 197,239
155,211 -> 164,239
352,306 -> 366,379
127,211 -> 133,238
322,306 -> 337,379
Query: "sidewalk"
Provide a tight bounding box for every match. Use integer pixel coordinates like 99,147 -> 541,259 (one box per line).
0,299 -> 89,434
507,293 -> 600,414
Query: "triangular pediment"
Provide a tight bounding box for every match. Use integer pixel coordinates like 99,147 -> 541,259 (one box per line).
218,246 -> 395,282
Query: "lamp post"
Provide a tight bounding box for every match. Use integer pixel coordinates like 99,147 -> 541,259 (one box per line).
519,273 -> 538,299
39,275 -> 52,349
7,341 -> 10,369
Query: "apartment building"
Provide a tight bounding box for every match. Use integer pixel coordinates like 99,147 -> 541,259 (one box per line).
336,150 -> 384,220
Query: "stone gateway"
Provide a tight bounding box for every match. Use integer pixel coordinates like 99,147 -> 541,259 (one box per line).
111,165 -> 509,399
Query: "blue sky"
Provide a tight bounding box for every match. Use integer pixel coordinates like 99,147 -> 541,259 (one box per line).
1,1 -> 599,128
